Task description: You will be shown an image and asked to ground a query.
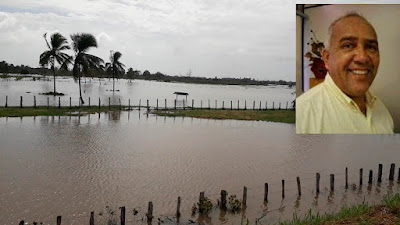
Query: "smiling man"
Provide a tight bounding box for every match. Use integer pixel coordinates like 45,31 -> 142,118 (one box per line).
296,13 -> 394,134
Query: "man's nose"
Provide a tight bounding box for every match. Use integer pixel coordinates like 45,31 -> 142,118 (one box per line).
353,46 -> 370,64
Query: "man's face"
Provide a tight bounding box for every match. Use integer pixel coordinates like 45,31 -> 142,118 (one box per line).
322,16 -> 380,98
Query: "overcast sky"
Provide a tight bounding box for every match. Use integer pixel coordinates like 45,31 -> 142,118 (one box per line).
0,0 -> 297,81
2,1 -> 392,81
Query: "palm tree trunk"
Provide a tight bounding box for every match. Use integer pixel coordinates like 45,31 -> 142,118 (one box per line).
112,68 -> 115,92
52,65 -> 56,95
79,76 -> 84,104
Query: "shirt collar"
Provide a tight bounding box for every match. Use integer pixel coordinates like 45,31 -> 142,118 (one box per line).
324,73 -> 377,106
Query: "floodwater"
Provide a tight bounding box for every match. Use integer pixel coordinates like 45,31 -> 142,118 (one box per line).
0,76 -> 295,108
0,77 -> 400,224
0,110 -> 399,225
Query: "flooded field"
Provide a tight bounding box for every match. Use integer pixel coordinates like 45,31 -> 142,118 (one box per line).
0,77 -> 399,224
0,109 -> 399,224
0,76 -> 294,108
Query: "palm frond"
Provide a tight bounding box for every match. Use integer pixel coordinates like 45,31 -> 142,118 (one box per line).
71,33 -> 98,53
39,51 -> 52,67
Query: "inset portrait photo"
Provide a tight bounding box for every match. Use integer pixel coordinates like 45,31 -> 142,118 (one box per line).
296,4 -> 400,134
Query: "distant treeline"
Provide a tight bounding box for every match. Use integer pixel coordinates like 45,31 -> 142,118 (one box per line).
0,60 -> 295,87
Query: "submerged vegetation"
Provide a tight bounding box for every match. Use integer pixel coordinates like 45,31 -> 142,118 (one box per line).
153,109 -> 295,124
0,106 -> 127,117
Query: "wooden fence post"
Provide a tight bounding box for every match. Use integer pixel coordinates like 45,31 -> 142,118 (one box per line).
119,98 -> 121,109
244,100 -> 247,110
279,102 -> 281,110
156,99 -> 159,110
215,100 -> 217,109
369,170 -> 373,184
330,174 -> 334,191
398,168 -> 400,182
69,97 -> 71,109
192,99 -> 194,109
231,101 -> 232,110
265,101 -> 267,110
90,211 -> 94,225
297,176 -> 301,196
264,183 -> 268,202
286,101 -> 288,109
316,173 -> 320,193
282,180 -> 285,198
176,196 -> 181,218
253,101 -> 255,110
128,99 -> 130,110
20,96 -> 23,108
199,192 -> 205,213
259,101 -> 261,110
5,95 -> 7,107
58,97 -> 61,108
345,167 -> 348,189
147,99 -> 149,110
201,100 -> 203,109
47,97 -> 49,109
98,98 -> 101,109
34,96 -> 36,108
139,99 -> 141,110
220,190 -> 227,209
237,100 -> 239,109
272,102 -> 274,110
378,164 -> 383,183
108,97 -> 111,109
174,99 -> 176,110
360,168 -> 363,186
120,206 -> 125,225
222,101 -> 224,110
89,97 -> 91,107
208,99 -> 210,109
389,163 -> 395,181
56,216 -> 61,225
146,202 -> 153,223
243,186 -> 247,206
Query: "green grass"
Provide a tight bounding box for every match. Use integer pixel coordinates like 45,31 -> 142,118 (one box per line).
276,193 -> 400,225
153,109 -> 295,124
0,106 -> 128,117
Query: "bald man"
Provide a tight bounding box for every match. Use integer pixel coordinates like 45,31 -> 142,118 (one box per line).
296,13 -> 394,134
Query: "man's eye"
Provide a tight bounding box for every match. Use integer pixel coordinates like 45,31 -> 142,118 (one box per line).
342,43 -> 354,49
367,44 -> 378,51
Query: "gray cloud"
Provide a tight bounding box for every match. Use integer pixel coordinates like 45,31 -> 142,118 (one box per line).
0,0 -> 296,81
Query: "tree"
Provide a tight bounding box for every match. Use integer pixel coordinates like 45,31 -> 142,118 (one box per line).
39,32 -> 71,95
143,70 -> 150,76
70,33 -> 104,104
126,68 -> 135,82
105,51 -> 125,91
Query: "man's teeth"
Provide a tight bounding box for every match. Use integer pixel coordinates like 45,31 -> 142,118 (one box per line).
351,70 -> 368,75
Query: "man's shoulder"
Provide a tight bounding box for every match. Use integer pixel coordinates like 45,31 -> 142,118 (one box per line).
297,83 -> 327,106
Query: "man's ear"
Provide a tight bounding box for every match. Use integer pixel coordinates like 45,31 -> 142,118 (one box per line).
322,48 -> 330,71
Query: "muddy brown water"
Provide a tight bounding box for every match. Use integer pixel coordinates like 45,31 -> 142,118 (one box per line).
0,111 -> 399,224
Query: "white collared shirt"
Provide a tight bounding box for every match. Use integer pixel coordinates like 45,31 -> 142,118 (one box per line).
296,74 -> 394,134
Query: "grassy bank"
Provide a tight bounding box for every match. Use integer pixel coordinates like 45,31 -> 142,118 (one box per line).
0,106 -> 127,117
153,109 -> 295,124
276,193 -> 400,225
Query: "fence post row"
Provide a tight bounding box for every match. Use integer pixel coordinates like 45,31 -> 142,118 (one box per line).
15,163 -> 399,223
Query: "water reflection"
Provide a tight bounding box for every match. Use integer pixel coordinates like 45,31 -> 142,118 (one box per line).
0,112 -> 399,224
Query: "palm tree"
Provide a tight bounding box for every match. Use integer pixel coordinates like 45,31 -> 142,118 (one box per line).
39,32 -> 71,95
70,33 -> 104,104
105,51 -> 125,92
